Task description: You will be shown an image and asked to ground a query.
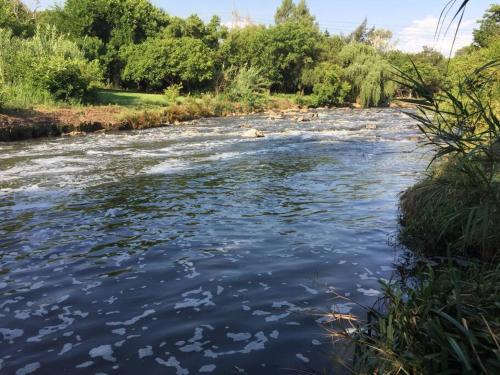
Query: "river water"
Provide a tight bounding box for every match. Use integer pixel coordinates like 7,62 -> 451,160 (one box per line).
0,109 -> 427,374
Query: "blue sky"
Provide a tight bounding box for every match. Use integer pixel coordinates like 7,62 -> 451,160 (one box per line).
31,0 -> 493,53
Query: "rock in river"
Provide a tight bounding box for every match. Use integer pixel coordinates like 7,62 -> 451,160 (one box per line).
243,129 -> 265,138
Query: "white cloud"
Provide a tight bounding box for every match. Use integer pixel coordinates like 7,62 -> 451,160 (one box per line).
397,16 -> 475,54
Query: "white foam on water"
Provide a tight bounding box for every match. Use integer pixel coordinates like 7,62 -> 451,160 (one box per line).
331,302 -> 355,314
357,288 -> 381,297
227,333 -> 251,342
299,284 -> 319,295
0,328 -> 24,343
145,160 -> 190,175
296,353 -> 310,363
138,346 -> 153,359
89,345 -> 116,362
155,356 -> 189,375
106,309 -> 155,327
15,362 -> 40,375
199,364 -> 216,373
58,343 -> 73,355
174,289 -> 215,310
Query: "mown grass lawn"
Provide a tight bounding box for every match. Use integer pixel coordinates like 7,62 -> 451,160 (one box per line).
94,89 -> 170,107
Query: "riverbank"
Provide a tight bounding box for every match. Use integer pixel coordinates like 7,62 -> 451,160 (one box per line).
0,90 -> 415,142
337,62 -> 500,373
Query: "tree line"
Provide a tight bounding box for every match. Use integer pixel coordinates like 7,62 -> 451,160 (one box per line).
0,0 -> 498,108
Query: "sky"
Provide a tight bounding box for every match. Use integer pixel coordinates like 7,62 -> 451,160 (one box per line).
30,0 -> 494,53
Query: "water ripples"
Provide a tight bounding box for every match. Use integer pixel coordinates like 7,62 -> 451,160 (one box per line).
0,109 -> 428,374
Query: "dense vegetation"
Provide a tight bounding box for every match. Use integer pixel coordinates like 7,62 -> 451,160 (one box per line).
1,0 -> 452,111
337,4 -> 500,374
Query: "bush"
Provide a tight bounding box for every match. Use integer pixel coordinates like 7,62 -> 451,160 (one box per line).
0,25 -> 102,105
164,83 -> 183,103
225,65 -> 270,111
312,80 -> 351,107
121,36 -> 215,92
39,58 -> 90,101
300,62 -> 350,106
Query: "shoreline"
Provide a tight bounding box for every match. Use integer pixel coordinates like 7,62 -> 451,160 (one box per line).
0,100 -> 414,142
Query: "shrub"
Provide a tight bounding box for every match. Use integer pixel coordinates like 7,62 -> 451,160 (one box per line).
121,36 -> 215,92
0,25 -> 102,105
225,65 -> 270,111
164,83 -> 183,103
39,58 -> 89,101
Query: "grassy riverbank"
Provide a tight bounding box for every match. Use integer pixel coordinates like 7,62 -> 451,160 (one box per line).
0,89 -> 414,142
0,90 -> 302,141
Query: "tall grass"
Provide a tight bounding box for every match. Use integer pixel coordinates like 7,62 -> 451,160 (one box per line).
395,60 -> 499,261
335,261 -> 500,374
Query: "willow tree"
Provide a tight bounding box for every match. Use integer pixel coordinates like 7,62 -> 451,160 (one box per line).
339,42 -> 396,107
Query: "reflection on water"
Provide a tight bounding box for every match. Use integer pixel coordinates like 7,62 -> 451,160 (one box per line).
0,109 -> 428,374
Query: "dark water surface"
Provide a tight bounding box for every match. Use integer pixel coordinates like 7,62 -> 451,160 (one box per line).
0,109 -> 427,374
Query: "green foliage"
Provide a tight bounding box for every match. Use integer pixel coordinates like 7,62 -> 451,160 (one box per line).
122,36 -> 215,91
220,20 -> 319,93
300,62 -> 350,106
396,61 -> 500,260
343,262 -> 500,374
474,5 -> 500,48
255,21 -> 320,92
275,0 -> 295,25
274,0 -> 316,26
400,160 -> 500,261
164,15 -> 227,49
225,66 -> 270,111
164,83 -> 183,103
388,47 -> 447,96
41,58 -> 97,101
340,42 -> 396,107
347,18 -> 372,43
0,86 -> 5,109
0,0 -> 33,37
0,25 -> 102,105
41,0 -> 170,85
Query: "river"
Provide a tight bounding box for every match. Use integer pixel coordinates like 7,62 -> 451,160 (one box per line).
0,109 -> 427,374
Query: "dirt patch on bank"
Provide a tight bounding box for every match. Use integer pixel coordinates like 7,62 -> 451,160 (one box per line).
0,106 -> 174,141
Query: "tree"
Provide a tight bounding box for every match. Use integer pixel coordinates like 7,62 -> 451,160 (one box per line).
294,0 -> 316,26
1,25 -> 101,102
122,36 -> 215,91
0,0 -> 34,37
366,28 -> 393,53
163,14 -> 226,50
254,21 -> 320,92
275,0 -> 295,25
348,18 -> 373,43
41,0 -> 170,85
473,5 -> 500,48
300,62 -> 350,105
339,42 -> 396,107
274,0 -> 316,26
